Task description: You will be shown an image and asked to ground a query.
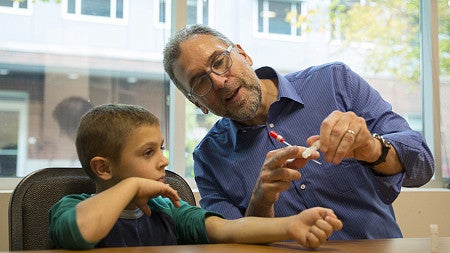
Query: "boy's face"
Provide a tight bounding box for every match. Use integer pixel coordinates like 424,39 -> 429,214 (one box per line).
110,125 -> 168,182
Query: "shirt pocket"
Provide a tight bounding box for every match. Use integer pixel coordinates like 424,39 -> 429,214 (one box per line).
324,159 -> 367,194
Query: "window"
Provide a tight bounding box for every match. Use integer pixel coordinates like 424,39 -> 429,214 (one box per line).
0,0 -> 447,188
183,0 -> 447,187
0,0 -> 32,14
329,0 -> 361,41
187,0 -> 209,25
438,0 -> 450,179
63,0 -> 128,24
257,0 -> 304,36
0,91 -> 28,177
0,1 -> 169,182
155,0 -> 170,28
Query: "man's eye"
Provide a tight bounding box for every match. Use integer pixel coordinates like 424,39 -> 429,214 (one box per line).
212,57 -> 224,69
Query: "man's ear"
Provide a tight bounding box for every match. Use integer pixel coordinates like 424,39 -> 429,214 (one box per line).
235,44 -> 253,66
90,157 -> 112,181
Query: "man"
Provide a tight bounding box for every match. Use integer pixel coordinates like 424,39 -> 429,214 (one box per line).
163,24 -> 434,240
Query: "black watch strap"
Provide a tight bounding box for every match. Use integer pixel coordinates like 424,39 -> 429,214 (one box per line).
358,133 -> 391,168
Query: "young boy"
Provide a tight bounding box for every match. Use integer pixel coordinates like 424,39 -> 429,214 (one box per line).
49,104 -> 342,250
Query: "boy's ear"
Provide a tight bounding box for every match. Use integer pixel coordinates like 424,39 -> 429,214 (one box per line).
90,157 -> 112,181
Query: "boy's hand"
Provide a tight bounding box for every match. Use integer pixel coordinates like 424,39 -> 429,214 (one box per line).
287,207 -> 343,248
133,178 -> 181,216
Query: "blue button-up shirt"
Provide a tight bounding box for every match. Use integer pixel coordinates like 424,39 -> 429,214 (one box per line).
193,62 -> 434,240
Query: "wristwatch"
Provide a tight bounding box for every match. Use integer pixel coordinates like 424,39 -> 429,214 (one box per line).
358,133 -> 391,168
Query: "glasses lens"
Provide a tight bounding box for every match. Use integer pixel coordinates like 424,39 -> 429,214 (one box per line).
191,48 -> 232,97
192,76 -> 212,97
212,53 -> 232,74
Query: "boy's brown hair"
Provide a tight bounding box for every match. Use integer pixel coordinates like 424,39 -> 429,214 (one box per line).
75,104 -> 159,180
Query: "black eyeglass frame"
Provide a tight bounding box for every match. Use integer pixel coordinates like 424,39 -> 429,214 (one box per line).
187,45 -> 234,98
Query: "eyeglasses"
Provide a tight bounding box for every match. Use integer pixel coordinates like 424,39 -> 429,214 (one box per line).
188,45 -> 233,98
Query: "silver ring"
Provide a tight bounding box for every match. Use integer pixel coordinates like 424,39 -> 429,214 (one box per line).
347,129 -> 356,135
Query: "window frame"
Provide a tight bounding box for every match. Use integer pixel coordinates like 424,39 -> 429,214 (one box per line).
254,0 -> 306,41
62,0 -> 129,25
155,0 -> 171,29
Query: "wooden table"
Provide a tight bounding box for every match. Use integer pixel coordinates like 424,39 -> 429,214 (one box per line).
4,237 -> 449,253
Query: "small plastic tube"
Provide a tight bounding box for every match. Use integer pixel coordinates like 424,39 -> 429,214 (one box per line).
302,140 -> 320,159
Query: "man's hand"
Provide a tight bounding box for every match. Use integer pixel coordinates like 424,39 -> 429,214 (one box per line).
317,110 -> 375,164
315,110 -> 403,175
245,146 -> 320,217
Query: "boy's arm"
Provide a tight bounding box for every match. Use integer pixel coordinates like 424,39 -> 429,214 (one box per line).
76,177 -> 180,243
205,207 -> 342,249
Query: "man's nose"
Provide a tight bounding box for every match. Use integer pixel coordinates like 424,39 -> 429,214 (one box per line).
209,73 -> 227,90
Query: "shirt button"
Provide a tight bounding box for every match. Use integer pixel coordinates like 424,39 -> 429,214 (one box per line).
300,184 -> 306,190
269,123 -> 275,128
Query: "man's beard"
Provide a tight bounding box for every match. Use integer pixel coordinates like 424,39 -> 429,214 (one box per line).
227,81 -> 262,122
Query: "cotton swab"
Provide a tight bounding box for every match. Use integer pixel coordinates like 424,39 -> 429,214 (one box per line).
269,131 -> 322,165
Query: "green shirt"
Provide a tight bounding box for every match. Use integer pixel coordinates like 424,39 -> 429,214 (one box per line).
49,194 -> 221,249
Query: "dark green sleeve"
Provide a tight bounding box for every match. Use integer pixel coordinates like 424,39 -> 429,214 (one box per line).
49,194 -> 98,249
149,196 -> 223,244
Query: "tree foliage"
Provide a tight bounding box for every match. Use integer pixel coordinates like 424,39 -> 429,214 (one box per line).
331,0 -> 449,82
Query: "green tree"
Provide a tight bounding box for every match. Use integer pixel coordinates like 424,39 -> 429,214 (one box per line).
331,0 -> 449,82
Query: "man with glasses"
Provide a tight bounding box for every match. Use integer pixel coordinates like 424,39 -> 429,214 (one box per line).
163,24 -> 434,240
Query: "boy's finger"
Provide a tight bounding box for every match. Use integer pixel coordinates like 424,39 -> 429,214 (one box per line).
325,216 -> 343,230
160,184 -> 181,207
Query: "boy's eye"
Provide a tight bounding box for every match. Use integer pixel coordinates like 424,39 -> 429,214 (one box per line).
161,145 -> 166,151
144,149 -> 154,157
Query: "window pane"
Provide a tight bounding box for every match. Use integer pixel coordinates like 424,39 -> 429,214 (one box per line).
159,0 -> 166,23
0,0 -> 13,7
67,0 -> 76,14
187,0 -> 197,24
202,0 -> 209,25
18,0 -> 27,9
81,0 -> 111,17
0,109 -> 19,177
185,0 -> 433,183
329,0 -> 421,128
257,0 -> 304,36
268,1 -> 291,34
116,0 -> 123,18
0,1 -> 169,178
439,0 -> 450,179
258,0 -> 264,32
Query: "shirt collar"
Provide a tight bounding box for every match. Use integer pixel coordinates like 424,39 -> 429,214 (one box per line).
255,66 -> 304,104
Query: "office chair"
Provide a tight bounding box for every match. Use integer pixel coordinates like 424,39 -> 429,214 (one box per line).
165,170 -> 196,206
9,167 -> 196,250
9,167 -> 95,250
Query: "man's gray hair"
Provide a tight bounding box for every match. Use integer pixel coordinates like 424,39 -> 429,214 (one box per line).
163,24 -> 234,96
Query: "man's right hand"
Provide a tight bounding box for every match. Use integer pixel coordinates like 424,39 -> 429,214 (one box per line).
245,146 -> 319,217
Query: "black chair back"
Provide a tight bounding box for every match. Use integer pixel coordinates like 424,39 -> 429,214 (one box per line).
9,167 -> 95,250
